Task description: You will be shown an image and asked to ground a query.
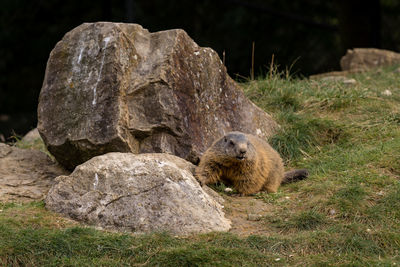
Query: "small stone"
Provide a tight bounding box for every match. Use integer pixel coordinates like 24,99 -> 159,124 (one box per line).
382,90 -> 392,96
329,209 -> 336,216
247,214 -> 262,221
224,187 -> 233,192
377,191 -> 385,196
275,258 -> 281,262
285,196 -> 290,200
343,78 -> 357,85
366,228 -> 372,233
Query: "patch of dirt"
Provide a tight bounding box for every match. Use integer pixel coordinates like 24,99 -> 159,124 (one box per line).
223,195 -> 274,236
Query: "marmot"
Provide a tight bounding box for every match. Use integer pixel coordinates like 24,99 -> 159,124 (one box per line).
195,131 -> 308,195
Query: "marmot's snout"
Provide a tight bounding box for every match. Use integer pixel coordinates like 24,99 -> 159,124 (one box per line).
236,143 -> 247,160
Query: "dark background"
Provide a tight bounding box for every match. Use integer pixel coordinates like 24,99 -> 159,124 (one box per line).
1,0 -> 399,139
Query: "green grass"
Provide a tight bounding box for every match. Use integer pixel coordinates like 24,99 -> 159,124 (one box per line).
2,65 -> 400,266
0,211 -> 285,266
8,132 -> 50,156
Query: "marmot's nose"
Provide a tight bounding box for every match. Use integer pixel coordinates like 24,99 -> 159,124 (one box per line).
239,148 -> 246,155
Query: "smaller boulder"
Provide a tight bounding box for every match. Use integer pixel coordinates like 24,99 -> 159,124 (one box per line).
45,152 -> 231,235
341,48 -> 400,71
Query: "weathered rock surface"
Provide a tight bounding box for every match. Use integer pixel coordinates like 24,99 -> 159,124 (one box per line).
0,143 -> 68,202
341,48 -> 400,71
38,22 -> 278,170
45,152 -> 231,235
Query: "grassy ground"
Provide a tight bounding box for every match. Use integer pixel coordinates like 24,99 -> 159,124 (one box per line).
1,66 -> 400,266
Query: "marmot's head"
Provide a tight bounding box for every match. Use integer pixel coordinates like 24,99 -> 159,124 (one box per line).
220,132 -> 255,162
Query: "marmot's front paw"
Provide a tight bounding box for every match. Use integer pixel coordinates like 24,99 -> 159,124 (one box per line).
194,175 -> 206,186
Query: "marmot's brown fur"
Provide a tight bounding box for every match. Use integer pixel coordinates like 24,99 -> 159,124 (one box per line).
195,131 -> 308,195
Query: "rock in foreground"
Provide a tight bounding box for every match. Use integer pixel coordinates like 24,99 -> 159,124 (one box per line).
45,152 -> 231,235
38,22 -> 278,170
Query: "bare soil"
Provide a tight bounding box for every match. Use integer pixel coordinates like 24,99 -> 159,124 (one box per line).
223,194 -> 274,236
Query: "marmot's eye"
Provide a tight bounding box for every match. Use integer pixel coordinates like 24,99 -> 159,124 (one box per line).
229,140 -> 235,146
224,137 -> 227,142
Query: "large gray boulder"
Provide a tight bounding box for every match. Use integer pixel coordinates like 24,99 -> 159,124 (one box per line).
38,22 -> 278,170
45,152 -> 231,235
0,143 -> 68,202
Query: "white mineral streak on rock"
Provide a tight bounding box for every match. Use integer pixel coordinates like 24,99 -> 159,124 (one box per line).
93,173 -> 99,189
69,40 -> 86,83
92,37 -> 111,105
77,47 -> 84,64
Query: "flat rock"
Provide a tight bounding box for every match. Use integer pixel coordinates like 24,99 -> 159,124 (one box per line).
45,152 -> 231,235
0,143 -> 68,202
38,22 -> 278,170
342,78 -> 357,85
320,75 -> 348,82
309,71 -> 352,80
